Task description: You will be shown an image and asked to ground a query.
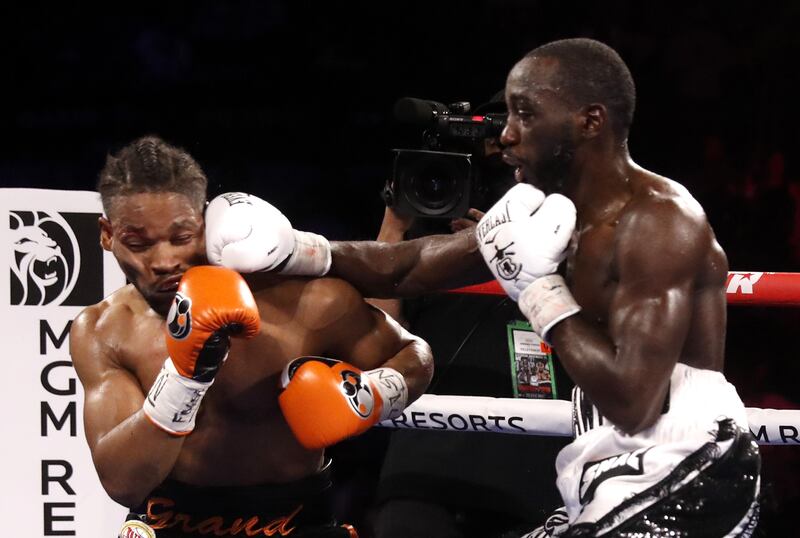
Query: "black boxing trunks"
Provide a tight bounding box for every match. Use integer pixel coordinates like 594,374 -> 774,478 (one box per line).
120,462 -> 357,538
532,363 -> 761,537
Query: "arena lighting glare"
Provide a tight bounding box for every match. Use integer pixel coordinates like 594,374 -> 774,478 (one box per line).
386,97 -> 507,219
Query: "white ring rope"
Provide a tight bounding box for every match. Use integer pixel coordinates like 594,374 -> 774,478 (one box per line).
379,394 -> 800,446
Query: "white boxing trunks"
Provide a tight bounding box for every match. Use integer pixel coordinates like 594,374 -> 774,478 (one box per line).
551,363 -> 760,537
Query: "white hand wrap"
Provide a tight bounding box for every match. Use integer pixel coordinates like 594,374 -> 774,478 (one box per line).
519,274 -> 581,343
142,358 -> 213,436
279,229 -> 332,276
366,367 -> 408,421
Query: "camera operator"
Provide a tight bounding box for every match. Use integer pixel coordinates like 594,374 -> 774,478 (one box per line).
371,93 -> 572,538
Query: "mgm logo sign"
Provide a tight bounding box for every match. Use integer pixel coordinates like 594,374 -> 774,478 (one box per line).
10,210 -> 104,306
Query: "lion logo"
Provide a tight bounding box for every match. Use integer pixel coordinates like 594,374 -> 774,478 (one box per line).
10,211 -> 79,306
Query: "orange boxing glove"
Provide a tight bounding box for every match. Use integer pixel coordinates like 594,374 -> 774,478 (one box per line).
279,357 -> 408,450
144,266 -> 260,435
165,265 -> 260,380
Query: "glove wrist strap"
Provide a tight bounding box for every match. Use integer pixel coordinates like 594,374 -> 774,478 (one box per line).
366,367 -> 408,421
142,358 -> 213,436
519,274 -> 581,344
279,230 -> 332,276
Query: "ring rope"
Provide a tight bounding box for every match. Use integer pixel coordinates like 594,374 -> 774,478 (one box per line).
450,271 -> 800,307
430,271 -> 800,445
379,394 -> 800,446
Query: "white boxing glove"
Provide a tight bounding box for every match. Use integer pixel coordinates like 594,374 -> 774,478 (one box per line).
477,184 -> 581,341
205,192 -> 332,276
476,183 -> 576,300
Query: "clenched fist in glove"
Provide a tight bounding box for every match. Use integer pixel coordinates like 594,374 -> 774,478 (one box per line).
476,183 -> 581,341
279,357 -> 408,450
143,266 -> 260,435
205,192 -> 332,276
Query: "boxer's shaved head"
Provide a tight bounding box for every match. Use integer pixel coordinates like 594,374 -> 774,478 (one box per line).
98,135 -> 208,219
525,38 -> 636,141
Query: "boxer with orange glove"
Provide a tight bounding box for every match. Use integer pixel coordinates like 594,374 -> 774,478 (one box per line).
72,136 -> 433,537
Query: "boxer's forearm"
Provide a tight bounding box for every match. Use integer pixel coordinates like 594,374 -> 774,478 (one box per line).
329,229 -> 489,298
92,411 -> 185,507
379,336 -> 434,404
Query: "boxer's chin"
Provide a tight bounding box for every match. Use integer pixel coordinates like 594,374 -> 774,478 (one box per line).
144,289 -> 175,318
532,154 -> 574,195
520,170 -> 562,195
537,177 -> 568,196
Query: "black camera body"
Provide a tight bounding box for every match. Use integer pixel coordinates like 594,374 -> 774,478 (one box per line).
385,97 -> 507,219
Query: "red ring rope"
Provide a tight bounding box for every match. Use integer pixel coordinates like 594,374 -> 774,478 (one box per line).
450,272 -> 800,307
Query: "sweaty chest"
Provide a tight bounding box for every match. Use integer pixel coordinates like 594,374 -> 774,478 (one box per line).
121,317 -> 310,415
565,222 -> 618,326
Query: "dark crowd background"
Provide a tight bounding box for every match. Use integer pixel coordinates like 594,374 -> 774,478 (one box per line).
4,1 -> 799,533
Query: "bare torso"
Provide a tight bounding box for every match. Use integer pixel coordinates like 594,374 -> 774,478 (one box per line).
565,168 -> 728,372
91,277 -> 335,487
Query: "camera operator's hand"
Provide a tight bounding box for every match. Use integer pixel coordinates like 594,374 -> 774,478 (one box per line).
377,206 -> 415,243
450,208 -> 484,233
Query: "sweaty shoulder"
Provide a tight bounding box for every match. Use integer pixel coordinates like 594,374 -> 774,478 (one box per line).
70,285 -> 140,371
619,172 -> 710,243
615,172 -> 719,280
625,172 -> 706,226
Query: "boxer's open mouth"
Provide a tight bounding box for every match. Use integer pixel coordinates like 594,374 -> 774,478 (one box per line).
157,275 -> 183,293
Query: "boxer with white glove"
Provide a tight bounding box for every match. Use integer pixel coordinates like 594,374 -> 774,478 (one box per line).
205,192 -> 331,276
476,183 -> 580,342
279,357 -> 408,449
143,265 -> 261,435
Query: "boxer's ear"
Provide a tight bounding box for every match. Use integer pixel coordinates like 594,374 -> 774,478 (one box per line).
580,103 -> 606,139
99,216 -> 113,251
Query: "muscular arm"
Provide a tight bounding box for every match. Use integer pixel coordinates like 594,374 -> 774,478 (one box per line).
364,207 -> 412,323
329,227 -> 489,298
549,198 -> 711,434
305,278 -> 434,402
71,308 -> 183,507
205,191 -> 487,296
